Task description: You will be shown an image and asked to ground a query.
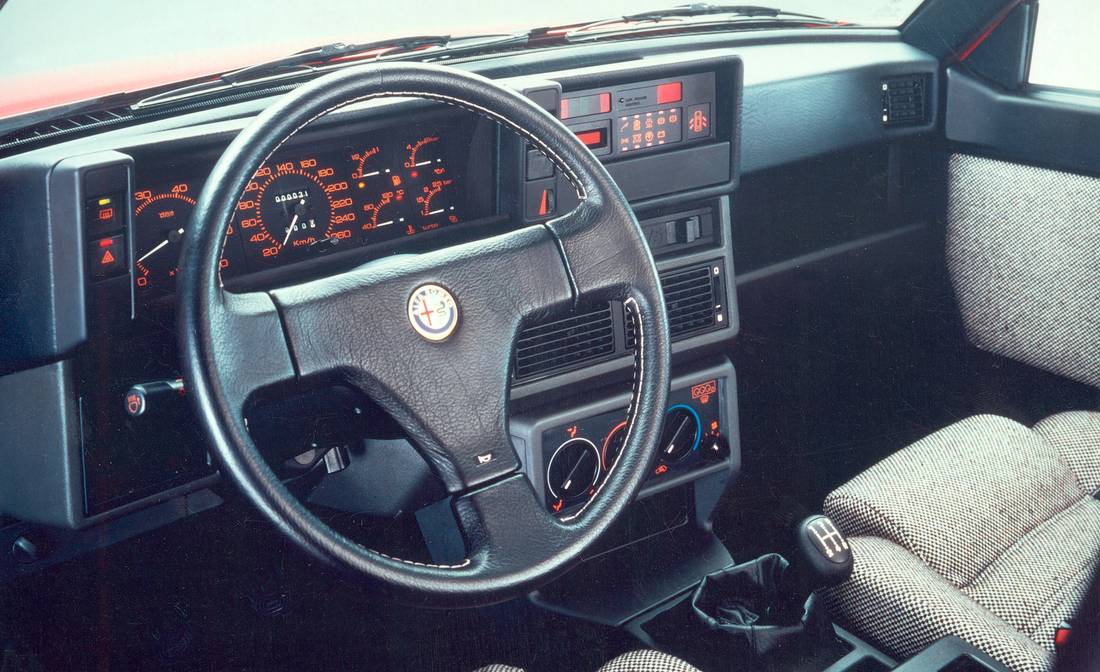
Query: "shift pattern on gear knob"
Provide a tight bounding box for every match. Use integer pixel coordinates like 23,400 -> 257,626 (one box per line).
794,514 -> 854,592
805,516 -> 851,563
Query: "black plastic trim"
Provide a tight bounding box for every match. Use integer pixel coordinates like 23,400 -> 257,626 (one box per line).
946,66 -> 1100,176
892,636 -> 1009,672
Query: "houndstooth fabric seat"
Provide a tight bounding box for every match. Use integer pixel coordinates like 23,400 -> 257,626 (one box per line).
823,412 -> 1100,672
475,650 -> 701,672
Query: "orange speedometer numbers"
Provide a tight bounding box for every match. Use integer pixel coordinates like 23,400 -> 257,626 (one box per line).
237,158 -> 352,264
227,130 -> 465,266
133,183 -> 197,295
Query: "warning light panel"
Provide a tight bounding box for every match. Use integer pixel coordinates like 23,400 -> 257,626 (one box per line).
618,107 -> 682,152
556,70 -> 716,160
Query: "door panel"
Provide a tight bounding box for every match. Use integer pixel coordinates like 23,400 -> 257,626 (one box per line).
945,153 -> 1100,388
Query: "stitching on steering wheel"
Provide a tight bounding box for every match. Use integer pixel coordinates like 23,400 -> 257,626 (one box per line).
218,77 -> 640,570
561,296 -> 644,523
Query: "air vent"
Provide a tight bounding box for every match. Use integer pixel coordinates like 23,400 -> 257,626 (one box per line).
881,75 -> 929,127
514,304 -> 616,381
0,107 -> 134,152
627,261 -> 726,348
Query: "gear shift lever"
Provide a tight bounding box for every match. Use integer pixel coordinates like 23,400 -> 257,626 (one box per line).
789,515 -> 854,596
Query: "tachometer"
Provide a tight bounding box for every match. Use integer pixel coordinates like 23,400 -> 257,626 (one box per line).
237,158 -> 354,265
133,184 -> 197,295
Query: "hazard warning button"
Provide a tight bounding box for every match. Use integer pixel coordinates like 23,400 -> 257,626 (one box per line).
89,235 -> 126,279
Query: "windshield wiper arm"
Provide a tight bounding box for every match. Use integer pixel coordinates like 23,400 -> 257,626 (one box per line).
132,32 -> 528,110
623,3 -> 835,23
220,36 -> 453,84
563,3 -> 849,40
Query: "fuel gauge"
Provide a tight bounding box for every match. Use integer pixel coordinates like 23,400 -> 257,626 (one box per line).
352,144 -> 407,240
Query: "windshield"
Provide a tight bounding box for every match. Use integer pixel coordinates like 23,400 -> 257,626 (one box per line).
0,0 -> 924,120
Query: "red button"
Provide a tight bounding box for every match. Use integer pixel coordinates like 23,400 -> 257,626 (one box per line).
89,235 -> 125,279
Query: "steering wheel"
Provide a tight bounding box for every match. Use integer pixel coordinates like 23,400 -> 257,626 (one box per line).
177,62 -> 671,606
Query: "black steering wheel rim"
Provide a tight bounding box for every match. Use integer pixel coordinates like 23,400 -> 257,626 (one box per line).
177,62 -> 671,607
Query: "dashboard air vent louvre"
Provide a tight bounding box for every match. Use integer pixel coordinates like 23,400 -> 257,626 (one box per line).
514,304 -> 616,381
0,107 -> 134,152
880,75 -> 929,127
627,263 -> 721,348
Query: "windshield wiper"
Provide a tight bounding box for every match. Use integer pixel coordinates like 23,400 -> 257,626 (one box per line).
222,36 -> 454,84
133,32 -> 527,110
563,3 -> 851,40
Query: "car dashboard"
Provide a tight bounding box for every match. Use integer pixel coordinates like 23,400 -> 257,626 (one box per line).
0,37 -> 937,582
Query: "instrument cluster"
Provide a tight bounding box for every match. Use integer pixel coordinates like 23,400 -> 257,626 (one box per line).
132,116 -> 491,299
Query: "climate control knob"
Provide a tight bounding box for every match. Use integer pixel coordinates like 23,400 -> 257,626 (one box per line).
546,438 -> 602,508
659,405 -> 701,464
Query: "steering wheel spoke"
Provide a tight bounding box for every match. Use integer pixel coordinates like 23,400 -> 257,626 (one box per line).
206,290 -> 298,415
549,194 -> 656,301
453,473 -> 568,576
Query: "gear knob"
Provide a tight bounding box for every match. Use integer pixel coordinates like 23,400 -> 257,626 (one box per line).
794,515 -> 853,591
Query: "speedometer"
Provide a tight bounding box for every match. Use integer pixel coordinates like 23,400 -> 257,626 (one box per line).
237,158 -> 355,266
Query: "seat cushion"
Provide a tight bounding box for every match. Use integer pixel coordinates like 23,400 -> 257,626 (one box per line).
830,536 -> 1053,672
823,412 -> 1100,671
472,650 -> 701,672
597,650 -> 702,672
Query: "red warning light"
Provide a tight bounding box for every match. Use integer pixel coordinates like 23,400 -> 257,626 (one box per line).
656,82 -> 682,104
566,425 -> 578,439
654,464 -> 669,476
97,207 -> 114,222
100,249 -> 116,265
551,499 -> 564,513
689,109 -> 709,134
